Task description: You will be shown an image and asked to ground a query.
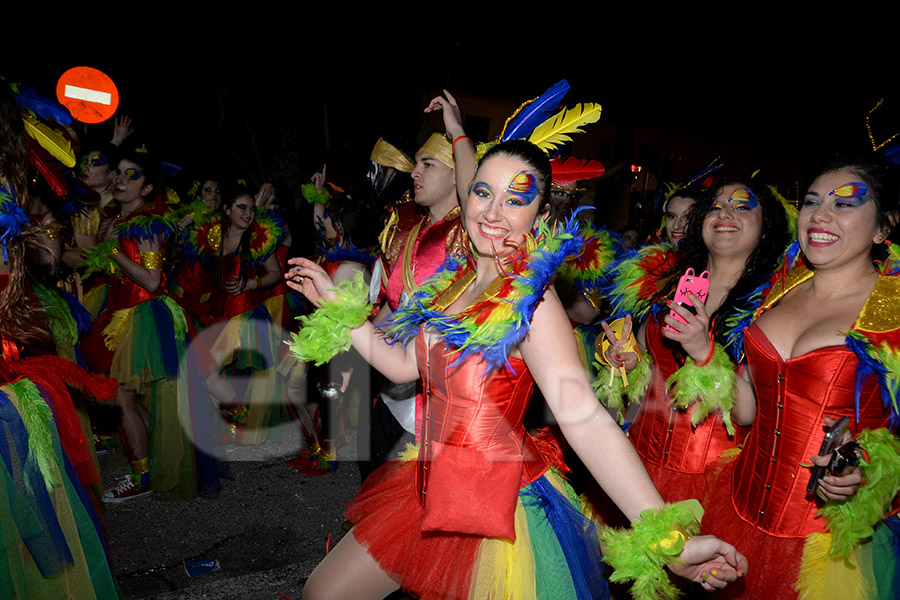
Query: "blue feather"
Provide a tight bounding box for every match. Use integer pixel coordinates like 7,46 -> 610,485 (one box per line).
501,80 -> 570,143
523,477 -> 609,600
845,333 -> 900,428
59,289 -> 92,336
11,83 -> 73,126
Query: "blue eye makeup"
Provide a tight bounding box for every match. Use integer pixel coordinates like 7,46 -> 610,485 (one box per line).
708,187 -> 758,212
828,182 -> 870,207
116,167 -> 143,182
506,171 -> 539,206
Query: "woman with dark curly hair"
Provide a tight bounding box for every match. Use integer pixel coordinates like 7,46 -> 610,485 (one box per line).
599,170 -> 791,506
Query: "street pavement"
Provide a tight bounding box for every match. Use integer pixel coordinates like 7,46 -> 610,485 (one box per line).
100,420 -> 360,600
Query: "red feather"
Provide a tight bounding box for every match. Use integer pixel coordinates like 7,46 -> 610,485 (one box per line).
26,137 -> 69,197
550,156 -> 605,187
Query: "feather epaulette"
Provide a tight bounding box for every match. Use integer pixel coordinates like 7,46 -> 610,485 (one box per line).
248,208 -> 286,266
115,198 -> 177,244
556,222 -> 621,294
846,274 -> 900,429
182,209 -> 223,265
379,213 -> 585,372
603,243 -> 677,321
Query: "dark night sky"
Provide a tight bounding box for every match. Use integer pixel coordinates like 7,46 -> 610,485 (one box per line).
5,37 -> 892,199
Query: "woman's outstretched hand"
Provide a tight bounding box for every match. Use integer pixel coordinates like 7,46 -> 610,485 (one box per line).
670,534 -> 748,591
285,257 -> 337,307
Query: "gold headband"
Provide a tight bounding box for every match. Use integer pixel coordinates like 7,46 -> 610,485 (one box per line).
417,133 -> 454,169
370,138 -> 414,173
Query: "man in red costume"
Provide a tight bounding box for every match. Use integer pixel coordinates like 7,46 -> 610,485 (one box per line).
359,132 -> 466,481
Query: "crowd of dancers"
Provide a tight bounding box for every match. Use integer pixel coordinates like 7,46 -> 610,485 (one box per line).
1,75 -> 899,600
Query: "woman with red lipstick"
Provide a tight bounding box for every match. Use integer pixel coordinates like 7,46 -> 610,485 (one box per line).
698,155 -> 900,599
599,172 -> 790,508
286,138 -> 748,600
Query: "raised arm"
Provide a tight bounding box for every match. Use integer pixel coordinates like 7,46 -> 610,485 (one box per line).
424,90 -> 476,201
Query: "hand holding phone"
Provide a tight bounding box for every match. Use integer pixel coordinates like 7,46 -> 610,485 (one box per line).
806,416 -> 850,497
665,268 -> 710,333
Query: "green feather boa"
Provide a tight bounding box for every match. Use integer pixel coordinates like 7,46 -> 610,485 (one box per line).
666,343 -> 737,435
287,272 -> 371,366
599,498 -> 704,600
593,349 -> 653,425
819,427 -> 900,558
79,239 -> 120,279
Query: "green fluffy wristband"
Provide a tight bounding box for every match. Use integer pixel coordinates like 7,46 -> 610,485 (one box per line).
301,182 -> 330,206
599,499 -> 704,600
666,343 -> 737,435
287,272 -> 371,366
79,239 -> 120,279
819,427 -> 900,558
593,349 -> 653,424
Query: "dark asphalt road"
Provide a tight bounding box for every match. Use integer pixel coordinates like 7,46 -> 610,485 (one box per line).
100,421 -> 360,600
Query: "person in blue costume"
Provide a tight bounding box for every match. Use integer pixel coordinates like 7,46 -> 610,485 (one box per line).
286,125 -> 749,599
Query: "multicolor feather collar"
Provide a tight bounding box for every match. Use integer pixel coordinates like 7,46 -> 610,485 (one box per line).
180,207 -> 285,267
115,197 -> 177,243
379,213 -> 585,372
605,242 -> 776,362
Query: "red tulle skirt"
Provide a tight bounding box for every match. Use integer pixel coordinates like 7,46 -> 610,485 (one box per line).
700,455 -> 807,599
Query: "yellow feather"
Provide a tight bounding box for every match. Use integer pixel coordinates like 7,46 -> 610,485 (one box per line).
102,306 -> 135,351
796,532 -> 874,600
527,103 -> 603,155
21,113 -> 76,168
398,442 -> 420,462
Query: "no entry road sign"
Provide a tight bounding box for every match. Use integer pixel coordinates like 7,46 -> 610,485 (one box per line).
56,66 -> 119,124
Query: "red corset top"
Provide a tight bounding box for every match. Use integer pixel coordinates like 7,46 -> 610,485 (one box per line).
627,316 -> 736,473
731,323 -> 888,537
414,332 -> 551,503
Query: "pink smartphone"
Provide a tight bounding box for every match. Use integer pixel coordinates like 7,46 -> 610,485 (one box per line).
665,268 -> 709,333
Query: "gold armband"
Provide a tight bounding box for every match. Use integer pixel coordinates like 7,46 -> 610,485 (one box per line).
139,251 -> 164,270
254,275 -> 264,289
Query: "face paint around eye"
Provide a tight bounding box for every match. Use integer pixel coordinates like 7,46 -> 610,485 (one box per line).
506,170 -> 539,206
728,187 -> 758,210
117,168 -> 143,182
829,182 -> 870,206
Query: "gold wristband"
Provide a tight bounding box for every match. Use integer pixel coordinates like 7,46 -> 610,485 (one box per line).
139,251 -> 163,270
255,275 -> 264,289
109,245 -> 120,257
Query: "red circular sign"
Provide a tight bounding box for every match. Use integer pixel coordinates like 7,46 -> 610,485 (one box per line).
56,66 -> 119,124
